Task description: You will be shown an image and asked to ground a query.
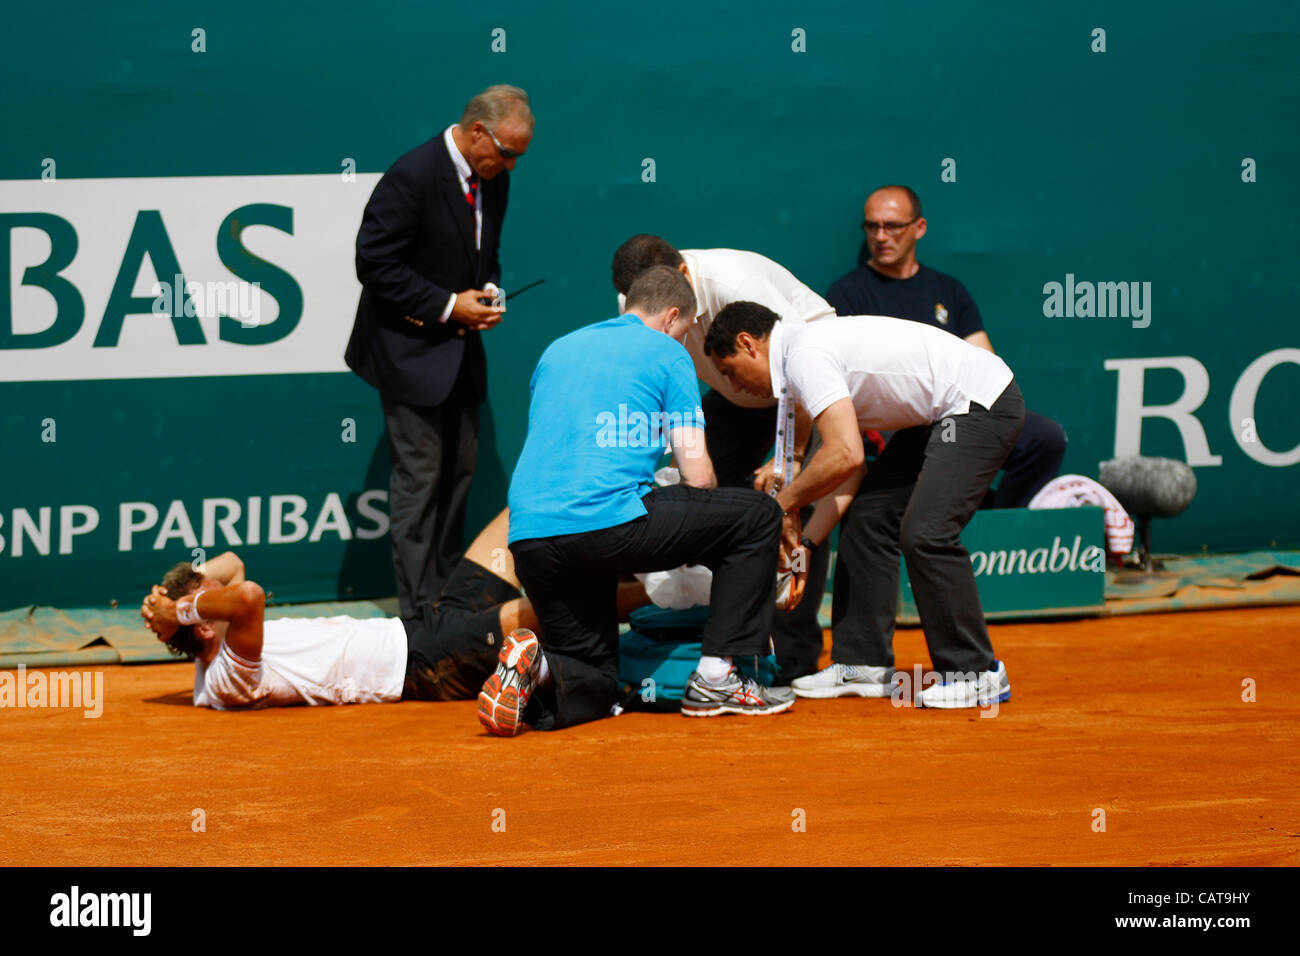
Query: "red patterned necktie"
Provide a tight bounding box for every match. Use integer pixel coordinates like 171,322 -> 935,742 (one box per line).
465,173 -> 479,209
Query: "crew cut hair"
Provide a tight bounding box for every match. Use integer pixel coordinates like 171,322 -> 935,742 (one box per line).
625,264 -> 696,320
873,184 -> 922,219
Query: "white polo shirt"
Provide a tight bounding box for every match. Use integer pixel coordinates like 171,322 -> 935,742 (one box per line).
193,615 -> 408,710
770,315 -> 1015,430
619,248 -> 836,408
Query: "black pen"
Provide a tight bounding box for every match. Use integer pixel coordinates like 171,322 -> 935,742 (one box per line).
505,278 -> 546,301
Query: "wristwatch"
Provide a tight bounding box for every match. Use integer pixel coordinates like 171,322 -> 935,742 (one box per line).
800,535 -> 816,552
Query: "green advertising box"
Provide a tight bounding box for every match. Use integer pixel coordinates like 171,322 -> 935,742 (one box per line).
899,507 -> 1107,623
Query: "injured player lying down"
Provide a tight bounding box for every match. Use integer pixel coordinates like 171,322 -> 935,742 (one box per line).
140,508 -> 649,710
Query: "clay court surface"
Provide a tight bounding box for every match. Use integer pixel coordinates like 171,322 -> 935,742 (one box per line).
2,606 -> 1297,867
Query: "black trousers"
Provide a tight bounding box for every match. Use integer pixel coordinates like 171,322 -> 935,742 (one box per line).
381,360 -> 479,619
831,381 -> 1026,675
701,389 -> 829,682
510,485 -> 782,731
401,558 -> 518,702
993,409 -> 1068,508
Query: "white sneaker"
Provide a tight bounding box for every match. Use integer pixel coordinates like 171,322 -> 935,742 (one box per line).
790,662 -> 897,699
915,660 -> 1011,709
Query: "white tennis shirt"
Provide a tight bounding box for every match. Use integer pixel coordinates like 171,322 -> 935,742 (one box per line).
618,248 -> 836,408
193,615 -> 408,709
770,316 -> 1015,430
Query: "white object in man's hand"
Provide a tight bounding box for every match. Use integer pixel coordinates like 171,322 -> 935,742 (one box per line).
451,288 -> 505,330
483,283 -> 506,311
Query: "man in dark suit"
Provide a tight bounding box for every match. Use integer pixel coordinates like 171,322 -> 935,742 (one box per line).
346,84 -> 534,618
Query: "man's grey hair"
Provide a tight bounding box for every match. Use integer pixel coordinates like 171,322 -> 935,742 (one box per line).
626,264 -> 696,319
460,84 -> 533,129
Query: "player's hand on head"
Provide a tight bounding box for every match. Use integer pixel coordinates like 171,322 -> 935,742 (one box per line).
141,585 -> 179,639
140,585 -> 162,626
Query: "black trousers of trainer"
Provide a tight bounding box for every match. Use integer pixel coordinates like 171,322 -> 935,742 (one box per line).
701,390 -> 831,683
510,484 -> 782,731
831,382 -> 1026,675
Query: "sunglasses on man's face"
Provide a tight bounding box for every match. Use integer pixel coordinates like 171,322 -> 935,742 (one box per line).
482,124 -> 522,160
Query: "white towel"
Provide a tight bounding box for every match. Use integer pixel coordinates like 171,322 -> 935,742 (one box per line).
1028,474 -> 1135,555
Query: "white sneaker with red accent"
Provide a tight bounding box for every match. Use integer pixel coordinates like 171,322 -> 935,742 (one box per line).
477,628 -> 542,736
680,666 -> 794,717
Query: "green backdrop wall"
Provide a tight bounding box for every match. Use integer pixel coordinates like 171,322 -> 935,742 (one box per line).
2,1 -> 1297,609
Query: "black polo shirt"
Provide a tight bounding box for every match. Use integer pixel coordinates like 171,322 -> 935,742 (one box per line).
825,263 -> 984,340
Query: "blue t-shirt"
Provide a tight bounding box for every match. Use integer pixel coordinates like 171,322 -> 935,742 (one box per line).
508,315 -> 705,543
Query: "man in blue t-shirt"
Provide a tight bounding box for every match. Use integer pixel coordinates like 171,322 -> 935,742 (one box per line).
476,266 -> 793,736
827,185 -> 1067,508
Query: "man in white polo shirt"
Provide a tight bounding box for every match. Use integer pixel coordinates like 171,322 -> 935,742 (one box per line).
611,237 -> 840,684
703,303 -> 1025,708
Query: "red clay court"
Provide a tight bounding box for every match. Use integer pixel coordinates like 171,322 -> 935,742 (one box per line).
2,606 -> 1297,867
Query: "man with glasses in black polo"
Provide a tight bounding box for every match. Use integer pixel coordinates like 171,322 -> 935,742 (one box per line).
825,185 -> 1066,510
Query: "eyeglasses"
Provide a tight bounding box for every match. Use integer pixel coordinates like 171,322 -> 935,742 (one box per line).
482,124 -> 522,160
861,218 -> 918,237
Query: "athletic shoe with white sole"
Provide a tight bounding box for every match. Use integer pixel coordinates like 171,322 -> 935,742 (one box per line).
681,667 -> 795,717
790,662 -> 898,698
915,660 -> 1011,709
477,628 -> 542,736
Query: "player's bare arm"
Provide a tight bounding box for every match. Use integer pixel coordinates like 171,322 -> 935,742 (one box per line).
142,580 -> 266,663
196,551 -> 246,586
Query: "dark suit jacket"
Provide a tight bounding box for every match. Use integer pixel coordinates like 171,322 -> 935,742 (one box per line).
345,133 -> 508,407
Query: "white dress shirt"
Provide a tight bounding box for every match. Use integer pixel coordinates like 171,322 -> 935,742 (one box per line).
438,124 -> 482,323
